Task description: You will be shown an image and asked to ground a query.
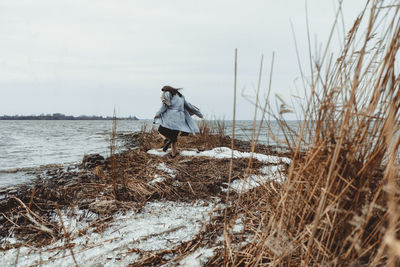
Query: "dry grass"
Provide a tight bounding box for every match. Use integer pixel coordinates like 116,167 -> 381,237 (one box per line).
221,1 -> 400,266
0,122 -> 275,253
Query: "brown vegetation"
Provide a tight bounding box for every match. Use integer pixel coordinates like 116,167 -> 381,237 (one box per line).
220,1 -> 400,266
0,123 -> 283,266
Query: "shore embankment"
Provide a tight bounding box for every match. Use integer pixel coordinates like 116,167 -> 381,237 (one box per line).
0,130 -> 290,266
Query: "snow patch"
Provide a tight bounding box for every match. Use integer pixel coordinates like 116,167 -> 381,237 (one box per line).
259,165 -> 286,182
157,163 -> 176,178
0,201 -> 218,267
233,217 -> 244,233
229,175 -> 272,193
148,147 -> 291,165
147,149 -> 169,157
178,247 -> 216,267
149,174 -> 166,184
181,147 -> 291,164
222,165 -> 286,193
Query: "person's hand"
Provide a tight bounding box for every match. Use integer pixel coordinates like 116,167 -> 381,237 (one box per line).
154,115 -> 160,119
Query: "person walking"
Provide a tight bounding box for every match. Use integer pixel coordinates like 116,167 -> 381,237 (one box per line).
154,85 -> 203,157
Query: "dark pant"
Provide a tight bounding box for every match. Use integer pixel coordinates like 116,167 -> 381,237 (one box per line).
158,126 -> 188,143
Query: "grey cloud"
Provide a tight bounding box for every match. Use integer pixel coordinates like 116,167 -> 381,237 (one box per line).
0,0 -> 367,119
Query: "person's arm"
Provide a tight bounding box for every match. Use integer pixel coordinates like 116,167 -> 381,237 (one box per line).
184,98 -> 203,118
155,91 -> 171,118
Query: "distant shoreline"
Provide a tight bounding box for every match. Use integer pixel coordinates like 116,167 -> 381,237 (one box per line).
0,118 -> 139,120
0,113 -> 139,120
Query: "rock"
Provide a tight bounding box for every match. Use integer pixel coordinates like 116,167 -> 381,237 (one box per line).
82,154 -> 105,169
116,133 -> 140,149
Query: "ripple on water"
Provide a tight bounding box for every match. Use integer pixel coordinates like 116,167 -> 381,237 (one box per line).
0,120 -> 154,188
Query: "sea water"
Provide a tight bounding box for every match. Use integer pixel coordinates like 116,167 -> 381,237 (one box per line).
0,120 -> 299,188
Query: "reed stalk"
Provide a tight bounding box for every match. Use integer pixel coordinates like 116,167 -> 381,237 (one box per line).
227,1 -> 400,265
224,47 -> 238,264
110,108 -> 118,199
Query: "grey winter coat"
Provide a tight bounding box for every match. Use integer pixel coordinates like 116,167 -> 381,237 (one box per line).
155,91 -> 203,134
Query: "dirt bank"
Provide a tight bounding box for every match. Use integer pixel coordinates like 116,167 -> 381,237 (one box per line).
0,130 -> 290,266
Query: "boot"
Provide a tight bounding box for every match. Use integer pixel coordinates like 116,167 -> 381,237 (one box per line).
162,139 -> 172,152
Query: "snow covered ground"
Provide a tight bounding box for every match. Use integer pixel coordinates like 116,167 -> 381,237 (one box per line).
149,147 -> 290,193
1,147 -> 290,266
148,147 -> 291,165
1,201 -> 221,267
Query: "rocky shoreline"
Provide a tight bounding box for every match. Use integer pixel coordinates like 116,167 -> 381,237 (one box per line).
0,154 -> 107,200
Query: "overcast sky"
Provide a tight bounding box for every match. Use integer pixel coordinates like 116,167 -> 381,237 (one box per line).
0,0 -> 367,119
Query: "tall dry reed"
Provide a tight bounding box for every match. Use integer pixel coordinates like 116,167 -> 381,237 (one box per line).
110,108 -> 118,198
226,1 -> 400,266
